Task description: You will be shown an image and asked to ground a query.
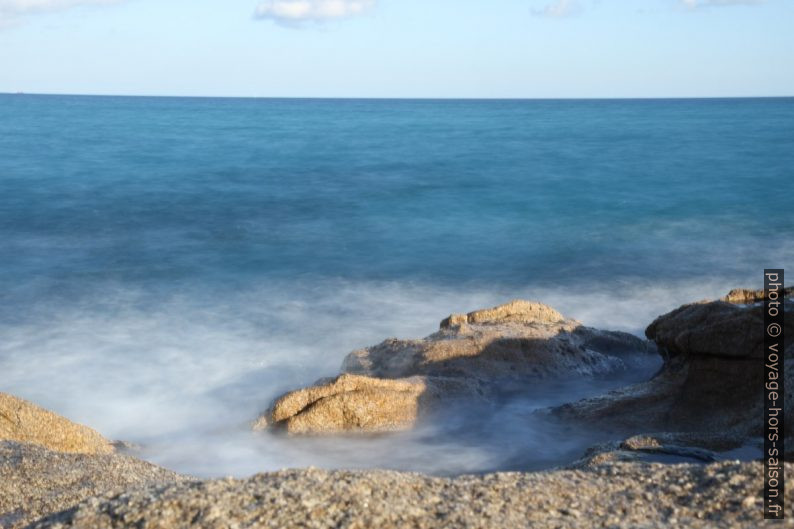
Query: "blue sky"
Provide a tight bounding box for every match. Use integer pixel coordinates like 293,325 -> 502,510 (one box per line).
0,0 -> 791,98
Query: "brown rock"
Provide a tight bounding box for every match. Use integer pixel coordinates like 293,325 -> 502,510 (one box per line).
260,300 -> 654,435
721,286 -> 794,304
554,292 -> 794,446
260,374 -> 424,434
0,394 -> 113,455
343,301 -> 646,381
257,374 -> 485,434
440,299 -> 566,328
645,299 -> 792,359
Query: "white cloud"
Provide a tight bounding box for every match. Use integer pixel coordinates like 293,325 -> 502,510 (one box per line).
531,0 -> 582,18
254,0 -> 375,25
680,0 -> 764,7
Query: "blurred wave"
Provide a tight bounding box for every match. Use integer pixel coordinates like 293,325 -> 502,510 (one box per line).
0,95 -> 792,475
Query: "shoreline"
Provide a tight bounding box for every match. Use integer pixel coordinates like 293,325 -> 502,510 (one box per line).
2,286 -> 792,528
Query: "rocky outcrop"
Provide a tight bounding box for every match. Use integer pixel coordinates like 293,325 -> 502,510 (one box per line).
646,299 -> 771,358
553,288 -> 794,446
29,461 -> 789,529
0,394 -> 114,455
342,300 -> 651,381
721,286 -> 794,304
254,374 -> 486,434
0,441 -> 185,529
259,300 -> 655,434
439,299 -> 566,328
5,289 -> 794,529
568,432 -> 744,469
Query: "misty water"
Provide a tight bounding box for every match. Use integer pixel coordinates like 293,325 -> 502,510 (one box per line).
1,95 -> 791,476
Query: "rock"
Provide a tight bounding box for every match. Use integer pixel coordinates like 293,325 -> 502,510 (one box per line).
257,374 -> 485,434
0,393 -> 114,455
722,286 -> 794,304
553,289 -> 794,448
342,300 -> 653,381
645,300 -> 779,359
28,461 -> 793,529
570,433 -> 726,469
440,300 -> 566,328
0,441 -> 185,529
260,300 -> 655,434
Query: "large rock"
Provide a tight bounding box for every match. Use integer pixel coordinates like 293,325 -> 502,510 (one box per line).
553,288 -> 794,445
0,441 -> 185,529
255,374 -> 485,435
260,300 -> 655,434
29,461 -> 791,529
0,393 -> 114,455
342,300 -> 648,381
646,300 -> 770,358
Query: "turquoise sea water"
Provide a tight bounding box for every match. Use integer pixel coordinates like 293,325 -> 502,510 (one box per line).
0,95 -> 791,475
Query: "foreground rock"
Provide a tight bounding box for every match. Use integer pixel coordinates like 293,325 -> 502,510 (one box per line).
0,441 -> 184,529
31,461 -> 790,529
554,288 -> 794,447
0,393 -> 114,455
260,300 -> 655,434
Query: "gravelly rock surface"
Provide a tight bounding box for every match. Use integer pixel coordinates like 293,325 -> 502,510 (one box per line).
0,442 -> 185,529
29,461 -> 794,529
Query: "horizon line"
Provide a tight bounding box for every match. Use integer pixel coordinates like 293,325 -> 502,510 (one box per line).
2,91 -> 794,101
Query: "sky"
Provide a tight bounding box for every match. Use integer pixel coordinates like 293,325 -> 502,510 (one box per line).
0,0 -> 792,98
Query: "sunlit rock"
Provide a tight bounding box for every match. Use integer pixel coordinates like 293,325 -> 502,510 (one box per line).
256,373 -> 485,435
721,286 -> 794,305
258,300 -> 655,435
0,394 -> 114,456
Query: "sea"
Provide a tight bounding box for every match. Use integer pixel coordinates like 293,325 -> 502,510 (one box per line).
1,95 -> 792,476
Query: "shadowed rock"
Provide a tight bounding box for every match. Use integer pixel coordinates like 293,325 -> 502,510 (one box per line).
569,433 -> 735,469
0,394 -> 114,456
553,288 -> 794,447
259,300 -> 655,434
342,302 -> 647,381
646,300 -> 768,358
